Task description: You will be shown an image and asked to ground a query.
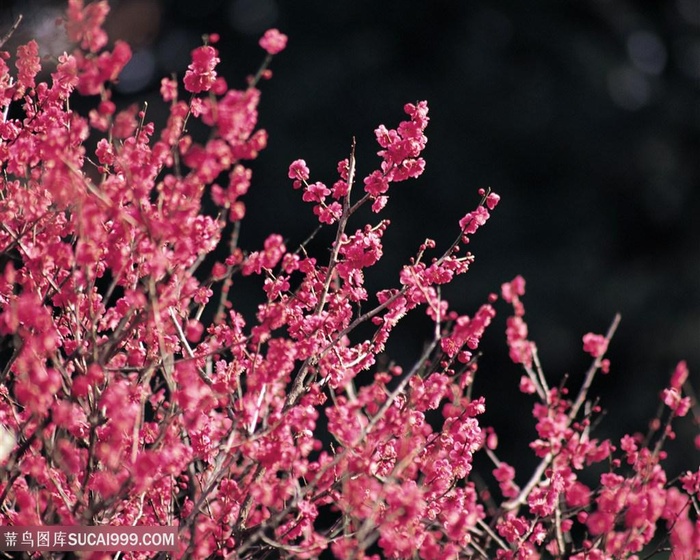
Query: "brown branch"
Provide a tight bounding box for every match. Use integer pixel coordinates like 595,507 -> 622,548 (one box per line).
0,15 -> 22,50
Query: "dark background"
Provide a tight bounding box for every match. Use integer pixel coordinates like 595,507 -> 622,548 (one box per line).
3,0 -> 698,472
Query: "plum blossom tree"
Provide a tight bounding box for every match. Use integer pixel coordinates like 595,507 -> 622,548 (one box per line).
0,1 -> 697,559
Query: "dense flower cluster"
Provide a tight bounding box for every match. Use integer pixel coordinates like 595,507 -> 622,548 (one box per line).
0,2 -> 697,559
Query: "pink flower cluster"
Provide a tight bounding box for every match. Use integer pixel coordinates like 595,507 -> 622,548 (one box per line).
0,2 -> 696,559
287,101 -> 431,222
183,45 -> 220,93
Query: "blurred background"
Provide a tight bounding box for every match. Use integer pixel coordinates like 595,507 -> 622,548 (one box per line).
2,0 -> 698,472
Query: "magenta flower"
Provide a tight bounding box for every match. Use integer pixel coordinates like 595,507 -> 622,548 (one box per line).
0,3 -> 695,559
183,45 -> 220,93
259,28 -> 288,55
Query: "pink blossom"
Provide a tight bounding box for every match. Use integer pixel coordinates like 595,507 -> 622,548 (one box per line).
0,6 -> 693,558
364,169 -> 389,196
662,388 -> 691,417
314,200 -> 343,224
486,191 -> 501,209
160,77 -> 178,102
582,332 -> 608,358
184,45 -> 220,93
459,205 -> 490,235
65,0 -> 109,53
493,462 -> 520,499
259,28 -> 288,55
586,511 -> 615,536
528,471 -> 564,516
497,513 -> 529,543
302,181 -> 330,203
519,375 -> 537,394
566,481 -> 592,508
242,234 -> 287,275
15,40 -> 41,95
501,275 -> 526,303
506,316 -> 533,367
670,360 -> 689,389
680,469 -> 700,496
288,158 -> 310,186
371,195 -> 388,212
337,224 -> 386,277
365,100 -> 429,198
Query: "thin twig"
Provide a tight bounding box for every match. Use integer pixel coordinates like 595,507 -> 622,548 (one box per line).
569,313 -> 621,421
0,15 -> 22,49
284,140 -> 356,408
502,451 -> 553,511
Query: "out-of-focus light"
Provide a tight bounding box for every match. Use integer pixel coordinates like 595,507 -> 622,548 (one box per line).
674,37 -> 700,81
156,27 -> 201,73
12,5 -> 70,59
676,0 -> 700,25
105,0 -> 162,49
173,0 -> 222,20
228,0 -> 279,35
116,48 -> 157,94
627,31 -> 667,75
607,66 -> 651,111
